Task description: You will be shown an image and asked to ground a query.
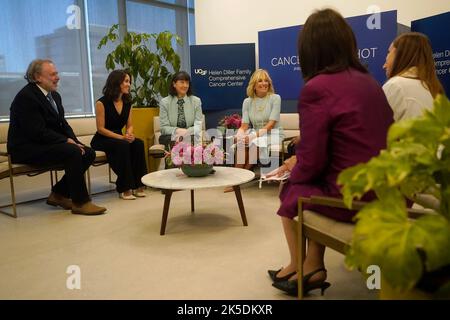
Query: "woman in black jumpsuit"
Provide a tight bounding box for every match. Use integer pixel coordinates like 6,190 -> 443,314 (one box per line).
91,70 -> 147,200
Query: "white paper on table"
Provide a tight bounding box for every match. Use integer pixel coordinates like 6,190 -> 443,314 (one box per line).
249,136 -> 268,148
259,167 -> 290,188
230,135 -> 268,148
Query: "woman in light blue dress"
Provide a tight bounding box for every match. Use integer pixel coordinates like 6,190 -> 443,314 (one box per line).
233,69 -> 284,171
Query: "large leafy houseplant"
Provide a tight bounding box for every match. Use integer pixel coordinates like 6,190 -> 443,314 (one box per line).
338,95 -> 450,297
98,24 -> 182,107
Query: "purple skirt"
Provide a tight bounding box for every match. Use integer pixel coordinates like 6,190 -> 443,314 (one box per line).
277,180 -> 356,223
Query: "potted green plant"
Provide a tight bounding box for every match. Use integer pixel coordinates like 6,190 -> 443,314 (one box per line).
98,24 -> 183,172
98,23 -> 182,107
337,95 -> 450,299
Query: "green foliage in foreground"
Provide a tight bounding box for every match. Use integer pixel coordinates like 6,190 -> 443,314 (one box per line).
338,95 -> 450,292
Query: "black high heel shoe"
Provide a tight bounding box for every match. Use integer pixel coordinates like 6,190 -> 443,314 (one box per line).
272,267 -> 330,296
268,268 -> 297,282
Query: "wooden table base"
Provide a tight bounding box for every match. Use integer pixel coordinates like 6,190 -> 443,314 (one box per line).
159,186 -> 248,235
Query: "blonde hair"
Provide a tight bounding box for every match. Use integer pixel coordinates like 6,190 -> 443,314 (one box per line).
24,59 -> 54,83
246,69 -> 275,98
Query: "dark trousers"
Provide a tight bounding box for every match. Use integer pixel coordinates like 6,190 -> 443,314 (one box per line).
17,143 -> 95,204
91,136 -> 147,193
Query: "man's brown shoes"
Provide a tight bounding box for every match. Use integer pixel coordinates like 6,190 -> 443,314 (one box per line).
46,192 -> 72,210
47,192 -> 106,215
71,201 -> 107,216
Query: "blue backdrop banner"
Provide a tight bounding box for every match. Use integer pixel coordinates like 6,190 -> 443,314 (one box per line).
190,44 -> 255,111
258,10 -> 397,100
412,12 -> 450,96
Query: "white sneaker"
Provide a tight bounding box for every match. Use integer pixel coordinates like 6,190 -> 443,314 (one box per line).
120,193 -> 136,200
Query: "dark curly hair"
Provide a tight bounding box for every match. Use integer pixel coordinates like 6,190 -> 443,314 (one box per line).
168,71 -> 193,97
102,69 -> 132,104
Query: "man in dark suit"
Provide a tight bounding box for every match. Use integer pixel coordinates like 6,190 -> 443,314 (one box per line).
7,59 -> 106,215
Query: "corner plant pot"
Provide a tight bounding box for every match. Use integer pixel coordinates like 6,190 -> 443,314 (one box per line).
130,108 -> 159,172
181,164 -> 213,177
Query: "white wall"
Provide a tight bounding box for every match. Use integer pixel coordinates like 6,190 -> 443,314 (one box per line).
195,0 -> 449,46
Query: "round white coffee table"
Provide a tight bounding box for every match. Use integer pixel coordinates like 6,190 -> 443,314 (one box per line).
142,166 -> 255,235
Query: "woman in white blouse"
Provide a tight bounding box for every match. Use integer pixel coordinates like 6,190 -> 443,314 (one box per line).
382,32 -> 444,121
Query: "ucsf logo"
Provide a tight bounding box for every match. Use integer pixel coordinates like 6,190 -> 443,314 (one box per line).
194,69 -> 207,76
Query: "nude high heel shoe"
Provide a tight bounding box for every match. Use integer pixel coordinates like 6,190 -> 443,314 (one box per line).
132,190 -> 146,197
120,192 -> 136,200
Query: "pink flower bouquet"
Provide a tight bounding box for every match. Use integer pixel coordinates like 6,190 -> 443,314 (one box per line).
218,113 -> 242,129
170,142 -> 224,166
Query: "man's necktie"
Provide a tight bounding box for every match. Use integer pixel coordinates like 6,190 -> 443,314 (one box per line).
46,93 -> 59,114
176,98 -> 186,128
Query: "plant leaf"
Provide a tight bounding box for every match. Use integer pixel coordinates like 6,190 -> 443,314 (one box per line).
341,95 -> 450,292
97,26 -> 182,107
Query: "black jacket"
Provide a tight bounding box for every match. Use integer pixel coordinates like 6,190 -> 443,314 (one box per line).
7,83 -> 81,163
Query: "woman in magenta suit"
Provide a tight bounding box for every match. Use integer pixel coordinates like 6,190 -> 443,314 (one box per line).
269,9 -> 394,296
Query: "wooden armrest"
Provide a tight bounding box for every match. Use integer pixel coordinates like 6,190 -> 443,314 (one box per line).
282,136 -> 296,143
149,144 -> 165,152
280,136 -> 297,154
299,195 -> 431,218
0,143 -> 8,156
0,146 -> 9,157
300,196 -> 367,210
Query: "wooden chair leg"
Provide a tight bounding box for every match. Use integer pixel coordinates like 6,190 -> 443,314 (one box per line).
297,199 -> 304,299
108,165 -> 114,184
86,169 -> 91,195
8,170 -> 17,218
50,170 -> 54,188
0,156 -> 18,218
50,170 -> 60,188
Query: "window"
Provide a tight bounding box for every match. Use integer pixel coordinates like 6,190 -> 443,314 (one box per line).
0,0 -> 87,117
0,0 -> 195,120
87,0 -> 119,104
126,0 -> 194,71
188,0 -> 196,45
